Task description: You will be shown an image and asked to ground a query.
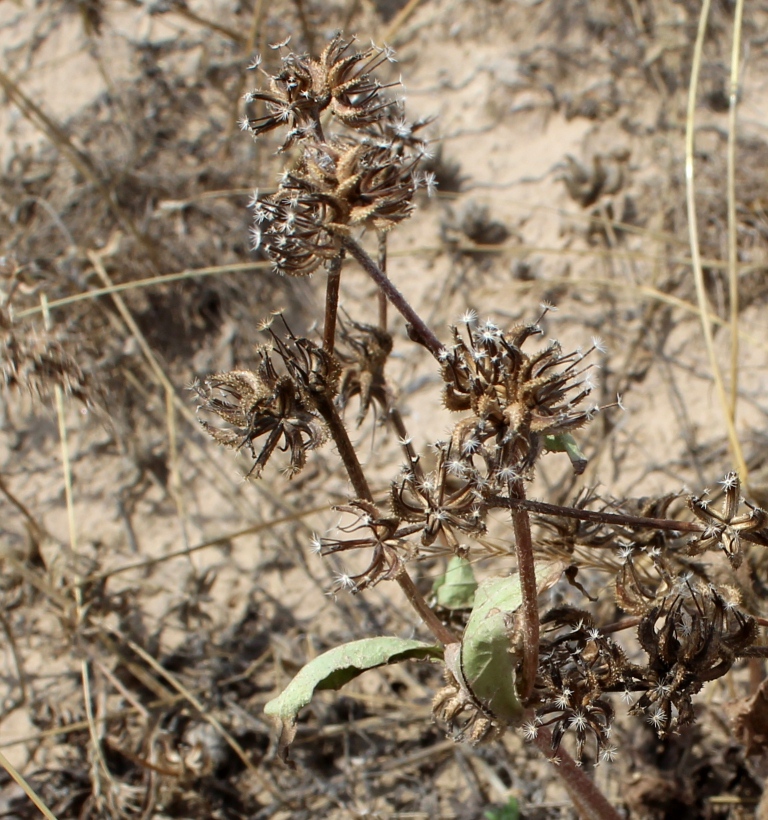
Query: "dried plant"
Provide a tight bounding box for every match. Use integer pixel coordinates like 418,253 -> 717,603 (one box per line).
1,257 -> 87,403
192,32 -> 768,820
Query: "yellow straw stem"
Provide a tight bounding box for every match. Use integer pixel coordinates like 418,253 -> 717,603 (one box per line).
684,0 -> 748,481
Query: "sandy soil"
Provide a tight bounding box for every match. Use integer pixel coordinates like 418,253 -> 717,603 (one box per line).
2,0 -> 768,817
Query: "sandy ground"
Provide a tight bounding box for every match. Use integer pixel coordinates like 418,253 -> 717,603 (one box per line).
2,0 -> 768,817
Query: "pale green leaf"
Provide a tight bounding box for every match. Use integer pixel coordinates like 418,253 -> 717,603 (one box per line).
460,575 -> 525,726
433,556 -> 478,609
265,637 -> 443,763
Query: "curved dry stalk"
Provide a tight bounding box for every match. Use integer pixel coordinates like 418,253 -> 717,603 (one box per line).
0,749 -> 58,820
684,0 -> 748,481
727,0 -> 745,418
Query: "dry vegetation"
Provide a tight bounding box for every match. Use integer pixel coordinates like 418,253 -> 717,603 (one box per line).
2,0 -> 768,818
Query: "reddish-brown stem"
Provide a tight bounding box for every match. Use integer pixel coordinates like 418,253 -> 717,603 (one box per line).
323,252 -> 344,355
532,728 -> 621,820
314,393 -> 457,646
342,237 -> 443,359
377,232 -> 388,331
396,569 -> 458,647
314,394 -> 372,502
599,616 -> 642,634
486,494 -> 768,541
510,481 -> 539,701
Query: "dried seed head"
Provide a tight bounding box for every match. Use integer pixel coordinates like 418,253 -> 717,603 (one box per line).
535,607 -> 622,764
250,129 -> 426,274
318,500 -> 411,591
336,317 -> 393,425
241,34 -> 400,151
243,36 -> 430,274
432,666 -> 501,745
686,472 -> 768,568
195,345 -> 328,478
625,582 -> 757,738
251,186 -> 343,277
390,441 -> 488,548
440,318 -> 596,479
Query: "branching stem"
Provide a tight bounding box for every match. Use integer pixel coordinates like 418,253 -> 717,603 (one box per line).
396,570 -> 459,647
314,393 -> 457,646
342,237 -> 443,359
487,494 -> 768,545
377,232 -> 388,330
313,393 -> 372,502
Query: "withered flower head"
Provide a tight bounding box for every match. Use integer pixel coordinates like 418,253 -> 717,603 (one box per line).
536,607 -> 624,763
2,307 -> 87,404
267,330 -> 341,403
686,471 -> 767,568
336,317 -> 393,425
440,314 -> 597,479
242,34 -> 399,151
195,344 -> 328,478
250,183 -> 344,277
432,664 -> 500,745
243,34 -> 432,275
625,579 -> 756,738
317,499 -> 412,592
250,132 -> 425,275
390,441 -> 487,548
296,135 -> 422,231
613,543 -> 673,616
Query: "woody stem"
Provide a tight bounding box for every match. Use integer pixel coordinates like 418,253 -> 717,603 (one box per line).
510,480 -> 539,701
533,728 -> 621,820
314,394 -> 457,646
323,251 -> 344,355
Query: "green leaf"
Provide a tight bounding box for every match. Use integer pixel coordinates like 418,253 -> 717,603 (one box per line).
544,432 -> 588,475
265,637 -> 443,763
433,556 -> 478,609
484,796 -> 520,820
460,575 -> 525,726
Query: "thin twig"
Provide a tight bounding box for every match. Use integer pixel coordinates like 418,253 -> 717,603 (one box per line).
488,495 -> 723,535
343,237 -> 443,358
0,749 -> 58,820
